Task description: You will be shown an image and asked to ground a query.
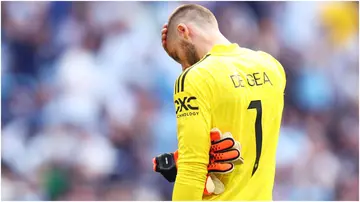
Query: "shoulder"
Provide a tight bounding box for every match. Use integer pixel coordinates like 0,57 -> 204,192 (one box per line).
174,54 -> 214,94
256,50 -> 286,85
256,51 -> 283,67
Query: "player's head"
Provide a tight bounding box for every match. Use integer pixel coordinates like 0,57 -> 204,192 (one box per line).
166,4 -> 219,69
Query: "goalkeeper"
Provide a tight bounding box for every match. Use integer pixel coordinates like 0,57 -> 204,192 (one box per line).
154,3 -> 285,201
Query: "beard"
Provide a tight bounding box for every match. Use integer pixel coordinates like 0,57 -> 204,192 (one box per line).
180,40 -> 201,67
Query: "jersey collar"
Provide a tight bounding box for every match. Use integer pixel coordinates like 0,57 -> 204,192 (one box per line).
208,43 -> 240,55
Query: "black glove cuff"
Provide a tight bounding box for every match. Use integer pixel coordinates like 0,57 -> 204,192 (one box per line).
155,153 -> 177,182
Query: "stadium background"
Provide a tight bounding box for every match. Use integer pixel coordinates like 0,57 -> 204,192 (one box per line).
1,1 -> 359,201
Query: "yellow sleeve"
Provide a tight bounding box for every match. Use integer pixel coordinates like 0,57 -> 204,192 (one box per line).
172,67 -> 212,201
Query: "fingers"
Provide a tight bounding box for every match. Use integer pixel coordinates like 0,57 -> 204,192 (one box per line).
231,141 -> 245,164
152,150 -> 178,173
211,130 -> 236,151
161,28 -> 167,39
161,23 -> 168,47
210,129 -> 233,144
173,150 -> 178,162
210,128 -> 221,142
211,149 -> 241,163
209,128 -> 245,165
162,35 -> 166,46
208,162 -> 234,174
211,137 -> 235,152
211,141 -> 244,164
153,157 -> 158,172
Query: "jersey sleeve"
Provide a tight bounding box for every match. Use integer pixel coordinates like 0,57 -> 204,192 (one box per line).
172,67 -> 213,200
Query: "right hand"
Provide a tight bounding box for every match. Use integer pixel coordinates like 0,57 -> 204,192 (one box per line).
208,128 -> 244,174
161,23 -> 169,54
204,128 -> 244,195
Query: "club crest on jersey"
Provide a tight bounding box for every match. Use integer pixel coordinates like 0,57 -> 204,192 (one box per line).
175,96 -> 199,117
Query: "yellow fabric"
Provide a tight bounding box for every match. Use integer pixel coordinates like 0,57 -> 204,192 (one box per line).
172,43 -> 286,200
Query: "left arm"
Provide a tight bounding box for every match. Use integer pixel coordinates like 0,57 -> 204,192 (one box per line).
172,68 -> 213,200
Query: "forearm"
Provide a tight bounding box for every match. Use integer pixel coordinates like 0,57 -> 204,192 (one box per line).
172,162 -> 208,201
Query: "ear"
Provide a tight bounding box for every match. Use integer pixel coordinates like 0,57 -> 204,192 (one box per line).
177,23 -> 190,40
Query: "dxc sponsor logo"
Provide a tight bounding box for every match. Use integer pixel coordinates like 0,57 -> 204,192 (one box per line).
175,96 -> 199,114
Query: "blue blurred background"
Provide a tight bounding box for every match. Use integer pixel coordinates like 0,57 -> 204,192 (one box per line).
1,1 -> 359,201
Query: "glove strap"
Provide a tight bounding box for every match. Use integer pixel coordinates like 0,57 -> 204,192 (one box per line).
154,153 -> 177,182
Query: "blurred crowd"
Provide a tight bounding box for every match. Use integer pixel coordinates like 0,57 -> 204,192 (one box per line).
1,1 -> 359,201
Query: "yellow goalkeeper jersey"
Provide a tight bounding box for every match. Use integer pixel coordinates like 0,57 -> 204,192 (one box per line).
172,43 -> 286,201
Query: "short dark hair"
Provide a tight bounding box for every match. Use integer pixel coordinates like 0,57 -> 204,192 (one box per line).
167,4 -> 217,39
